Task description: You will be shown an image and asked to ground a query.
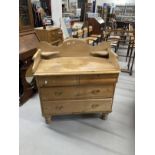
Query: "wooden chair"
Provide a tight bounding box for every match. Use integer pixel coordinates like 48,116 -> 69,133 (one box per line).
69,28 -> 94,45
118,30 -> 135,76
106,30 -> 121,53
81,27 -> 98,46
72,30 -> 78,38
77,29 -> 83,38
126,36 -> 135,61
83,27 -> 88,38
121,40 -> 135,75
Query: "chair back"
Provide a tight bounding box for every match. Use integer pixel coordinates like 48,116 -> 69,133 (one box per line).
77,29 -> 83,38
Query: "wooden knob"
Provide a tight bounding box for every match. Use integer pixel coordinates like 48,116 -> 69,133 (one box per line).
91,104 -> 99,108
55,92 -> 63,96
44,80 -> 48,84
56,105 -> 63,110
91,89 -> 100,94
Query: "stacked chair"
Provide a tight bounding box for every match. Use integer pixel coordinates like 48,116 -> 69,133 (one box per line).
104,28 -> 121,53
72,25 -> 102,46
122,35 -> 135,75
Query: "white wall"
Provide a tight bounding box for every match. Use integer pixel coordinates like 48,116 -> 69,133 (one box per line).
51,0 -> 62,27
31,0 -> 40,2
96,0 -> 135,6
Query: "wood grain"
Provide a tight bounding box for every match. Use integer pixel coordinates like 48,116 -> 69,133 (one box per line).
40,84 -> 114,100
33,39 -> 120,123
42,98 -> 112,115
36,75 -> 78,87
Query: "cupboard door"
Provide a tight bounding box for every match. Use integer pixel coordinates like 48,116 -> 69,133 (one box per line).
19,0 -> 34,32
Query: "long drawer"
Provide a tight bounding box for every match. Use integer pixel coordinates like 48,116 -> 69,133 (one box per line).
36,75 -> 79,87
36,74 -> 118,87
42,98 -> 112,115
40,85 -> 114,100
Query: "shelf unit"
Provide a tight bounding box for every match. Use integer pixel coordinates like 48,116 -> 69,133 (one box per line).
114,5 -> 135,22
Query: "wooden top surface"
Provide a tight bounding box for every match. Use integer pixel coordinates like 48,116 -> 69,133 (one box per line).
33,39 -> 120,76
19,31 -> 39,54
34,26 -> 60,31
34,57 -> 119,75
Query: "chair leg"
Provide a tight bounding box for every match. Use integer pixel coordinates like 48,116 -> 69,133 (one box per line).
114,46 -> 117,53
92,41 -> 95,46
116,41 -> 120,53
126,44 -> 130,61
129,51 -> 135,75
127,46 -> 134,70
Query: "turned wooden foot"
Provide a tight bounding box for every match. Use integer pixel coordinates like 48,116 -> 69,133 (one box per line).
45,116 -> 52,124
101,113 -> 108,120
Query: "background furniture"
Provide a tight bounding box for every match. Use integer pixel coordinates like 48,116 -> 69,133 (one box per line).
19,0 -> 34,32
34,26 -> 63,45
19,31 -> 39,105
115,5 -> 135,22
88,17 -> 105,35
40,0 -> 51,16
19,0 -> 39,105
122,39 -> 135,75
115,5 -> 135,29
32,39 -> 120,124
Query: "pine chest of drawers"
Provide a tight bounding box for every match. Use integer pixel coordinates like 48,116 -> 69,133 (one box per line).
33,39 -> 120,123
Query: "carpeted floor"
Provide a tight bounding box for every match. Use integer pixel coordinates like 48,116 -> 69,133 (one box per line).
19,47 -> 135,155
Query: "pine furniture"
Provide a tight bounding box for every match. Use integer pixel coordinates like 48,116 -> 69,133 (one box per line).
32,39 -> 120,123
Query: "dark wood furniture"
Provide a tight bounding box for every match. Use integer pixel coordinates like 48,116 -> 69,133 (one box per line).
19,31 -> 39,105
19,0 -> 34,32
19,0 -> 39,105
32,39 -> 120,124
88,17 -> 105,35
122,39 -> 135,75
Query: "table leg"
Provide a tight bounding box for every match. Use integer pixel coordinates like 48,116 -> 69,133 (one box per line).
101,113 -> 108,120
45,116 -> 52,124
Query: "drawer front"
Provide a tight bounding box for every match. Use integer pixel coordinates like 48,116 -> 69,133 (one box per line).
37,75 -> 79,87
78,85 -> 114,99
48,30 -> 59,41
40,85 -> 114,101
42,98 -> 112,115
40,86 -> 78,100
80,74 -> 118,85
35,30 -> 48,42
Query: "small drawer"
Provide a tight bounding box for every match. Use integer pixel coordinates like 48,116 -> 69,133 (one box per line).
48,34 -> 58,41
42,98 -> 112,115
78,85 -> 114,99
40,86 -> 78,100
80,74 -> 118,85
48,36 -> 58,42
40,85 -> 114,101
37,75 -> 79,87
48,31 -> 58,36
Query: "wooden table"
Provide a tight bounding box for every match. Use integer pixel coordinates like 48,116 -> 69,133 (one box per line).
32,39 -> 120,123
